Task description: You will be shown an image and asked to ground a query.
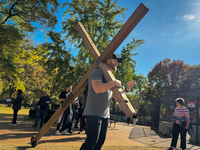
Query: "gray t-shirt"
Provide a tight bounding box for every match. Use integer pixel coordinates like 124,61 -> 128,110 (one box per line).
83,68 -> 113,118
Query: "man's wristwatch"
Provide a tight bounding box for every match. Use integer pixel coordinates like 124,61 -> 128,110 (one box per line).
125,88 -> 129,92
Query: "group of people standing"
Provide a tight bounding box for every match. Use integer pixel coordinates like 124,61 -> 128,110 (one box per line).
32,85 -> 87,135
9,86 -> 87,135
54,85 -> 78,135
9,89 -> 53,127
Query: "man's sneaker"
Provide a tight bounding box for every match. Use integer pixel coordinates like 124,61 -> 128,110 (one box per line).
62,130 -> 69,135
167,147 -> 173,150
9,123 -> 17,126
32,124 -> 37,127
74,126 -> 78,128
55,130 -> 61,135
78,131 -> 82,134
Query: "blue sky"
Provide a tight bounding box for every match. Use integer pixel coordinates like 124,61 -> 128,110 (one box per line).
33,0 -> 200,77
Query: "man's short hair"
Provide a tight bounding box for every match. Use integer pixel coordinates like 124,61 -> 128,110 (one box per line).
18,89 -> 22,94
175,98 -> 185,106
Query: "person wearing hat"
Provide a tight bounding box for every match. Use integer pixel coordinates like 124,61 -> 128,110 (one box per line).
80,54 -> 135,150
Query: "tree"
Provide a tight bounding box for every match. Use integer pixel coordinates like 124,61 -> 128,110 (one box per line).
62,0 -> 127,65
41,31 -> 75,93
61,0 -> 148,114
0,0 -> 60,97
62,0 -> 146,88
1,39 -> 52,104
115,38 -> 147,94
179,64 -> 200,93
147,58 -> 188,102
0,24 -> 24,75
0,0 -> 59,31
0,23 -> 25,97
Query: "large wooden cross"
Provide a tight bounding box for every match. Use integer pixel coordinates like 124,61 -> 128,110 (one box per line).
30,3 -> 149,147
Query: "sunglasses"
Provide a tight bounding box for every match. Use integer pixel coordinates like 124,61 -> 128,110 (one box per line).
44,93 -> 47,94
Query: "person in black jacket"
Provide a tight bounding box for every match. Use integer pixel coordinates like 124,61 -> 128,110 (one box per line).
33,91 -> 52,127
9,89 -> 24,126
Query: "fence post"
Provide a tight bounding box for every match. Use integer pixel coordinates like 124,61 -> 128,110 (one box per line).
139,105 -> 141,125
196,93 -> 199,143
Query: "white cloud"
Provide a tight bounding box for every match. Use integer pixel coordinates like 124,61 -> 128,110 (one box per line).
183,14 -> 196,20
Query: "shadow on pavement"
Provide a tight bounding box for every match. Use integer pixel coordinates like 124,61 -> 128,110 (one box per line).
15,146 -> 33,150
38,136 -> 85,144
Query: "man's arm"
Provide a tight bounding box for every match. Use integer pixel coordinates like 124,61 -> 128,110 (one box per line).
91,79 -> 122,93
49,97 -> 52,104
14,95 -> 21,104
59,98 -> 65,102
38,98 -> 41,109
46,97 -> 52,104
11,97 -> 16,103
112,80 -> 135,98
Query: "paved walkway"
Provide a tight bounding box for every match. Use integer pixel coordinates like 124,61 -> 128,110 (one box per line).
0,113 -> 200,150
129,125 -> 200,150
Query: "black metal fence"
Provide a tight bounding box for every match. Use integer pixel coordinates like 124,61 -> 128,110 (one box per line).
110,100 -> 152,125
110,93 -> 200,143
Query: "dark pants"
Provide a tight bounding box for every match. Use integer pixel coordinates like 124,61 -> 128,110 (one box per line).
80,116 -> 108,150
59,110 -> 70,132
74,116 -> 80,127
56,109 -> 69,130
71,110 -> 77,127
127,117 -> 130,125
66,110 -> 76,131
171,122 -> 187,149
35,109 -> 47,127
80,115 -> 85,132
12,109 -> 19,124
75,108 -> 83,127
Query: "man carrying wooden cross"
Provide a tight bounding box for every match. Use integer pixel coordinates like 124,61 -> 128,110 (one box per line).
30,3 -> 148,148
80,53 -> 135,150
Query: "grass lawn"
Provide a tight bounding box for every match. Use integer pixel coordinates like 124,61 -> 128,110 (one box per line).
0,104 -> 30,115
